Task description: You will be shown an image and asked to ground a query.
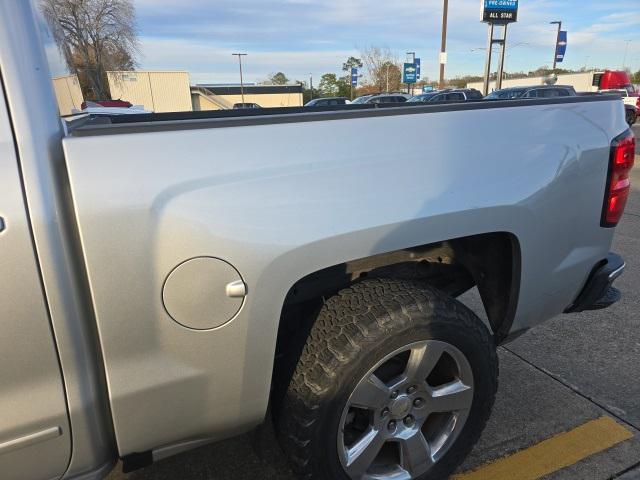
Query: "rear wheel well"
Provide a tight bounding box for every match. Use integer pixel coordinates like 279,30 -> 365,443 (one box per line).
271,232 -> 520,406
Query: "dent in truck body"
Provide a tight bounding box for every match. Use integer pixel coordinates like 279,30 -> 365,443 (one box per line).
61,96 -> 624,458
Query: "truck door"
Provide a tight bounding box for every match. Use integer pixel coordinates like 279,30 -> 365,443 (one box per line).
0,82 -> 71,478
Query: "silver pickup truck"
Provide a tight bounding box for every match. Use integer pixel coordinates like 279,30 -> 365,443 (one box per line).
0,3 -> 636,480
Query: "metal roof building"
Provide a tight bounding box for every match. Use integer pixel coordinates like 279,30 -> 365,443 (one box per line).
192,84 -> 304,110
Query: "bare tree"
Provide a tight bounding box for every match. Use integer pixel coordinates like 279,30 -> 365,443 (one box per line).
359,46 -> 401,92
41,0 -> 139,99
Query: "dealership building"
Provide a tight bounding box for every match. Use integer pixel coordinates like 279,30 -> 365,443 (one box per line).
52,70 -> 304,115
107,71 -> 303,112
192,84 -> 304,110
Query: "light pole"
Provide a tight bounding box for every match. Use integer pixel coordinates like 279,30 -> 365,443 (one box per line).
550,21 -> 562,70
623,40 -> 632,69
439,0 -> 449,89
232,53 -> 247,105
309,73 -> 313,100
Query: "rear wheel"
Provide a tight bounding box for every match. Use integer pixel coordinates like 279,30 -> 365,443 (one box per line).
276,279 -> 498,480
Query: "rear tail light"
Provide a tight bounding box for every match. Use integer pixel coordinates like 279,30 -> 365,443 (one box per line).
602,130 -> 635,227
636,97 -> 640,110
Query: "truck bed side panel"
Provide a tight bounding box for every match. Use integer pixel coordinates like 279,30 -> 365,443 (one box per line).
62,100 -> 626,454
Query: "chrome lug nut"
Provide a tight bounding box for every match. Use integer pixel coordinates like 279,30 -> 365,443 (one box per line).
390,390 -> 399,400
404,415 -> 415,427
413,398 -> 425,408
407,385 -> 417,395
388,420 -> 397,432
381,407 -> 390,418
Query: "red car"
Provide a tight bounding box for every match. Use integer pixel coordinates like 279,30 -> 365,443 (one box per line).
81,99 -> 132,110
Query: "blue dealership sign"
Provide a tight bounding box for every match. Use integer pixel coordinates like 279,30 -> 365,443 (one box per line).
403,63 -> 417,84
351,67 -> 358,86
555,31 -> 568,63
482,0 -> 518,23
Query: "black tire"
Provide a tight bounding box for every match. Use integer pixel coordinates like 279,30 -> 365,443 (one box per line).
275,278 -> 498,480
627,108 -> 637,126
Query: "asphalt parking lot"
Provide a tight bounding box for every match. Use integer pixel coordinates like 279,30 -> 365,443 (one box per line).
109,123 -> 640,480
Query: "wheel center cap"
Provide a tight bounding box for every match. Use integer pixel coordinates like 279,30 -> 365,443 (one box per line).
389,395 -> 411,418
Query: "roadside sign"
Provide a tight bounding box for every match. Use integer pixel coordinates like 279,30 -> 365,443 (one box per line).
351,67 -> 358,86
555,31 -> 568,63
415,58 -> 421,80
403,63 -> 417,84
481,0 -> 518,24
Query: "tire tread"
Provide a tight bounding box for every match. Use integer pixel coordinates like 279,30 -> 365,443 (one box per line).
277,278 -> 498,479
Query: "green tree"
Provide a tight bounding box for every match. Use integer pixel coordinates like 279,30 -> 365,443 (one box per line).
631,70 -> 640,84
267,72 -> 290,85
318,74 -> 352,98
318,73 -> 339,96
342,56 -> 363,73
336,76 -> 352,98
297,80 -> 318,103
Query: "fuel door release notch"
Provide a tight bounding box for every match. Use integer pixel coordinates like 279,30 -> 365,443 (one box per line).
162,257 -> 246,330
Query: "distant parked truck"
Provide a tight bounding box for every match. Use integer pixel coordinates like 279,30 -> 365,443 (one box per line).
593,70 -> 637,93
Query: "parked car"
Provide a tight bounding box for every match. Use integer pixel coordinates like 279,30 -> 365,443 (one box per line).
81,99 -> 132,109
232,102 -> 261,109
73,100 -> 151,116
351,94 -> 374,104
360,93 -> 411,104
408,88 -> 484,103
304,97 -> 349,107
485,85 -> 577,100
0,3 -> 634,480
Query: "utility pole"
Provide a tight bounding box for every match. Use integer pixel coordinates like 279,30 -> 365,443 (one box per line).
232,53 -> 247,104
309,73 -> 313,100
439,0 -> 449,89
550,21 -> 562,71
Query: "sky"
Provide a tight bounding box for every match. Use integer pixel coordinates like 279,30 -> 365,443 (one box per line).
48,0 -> 640,85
